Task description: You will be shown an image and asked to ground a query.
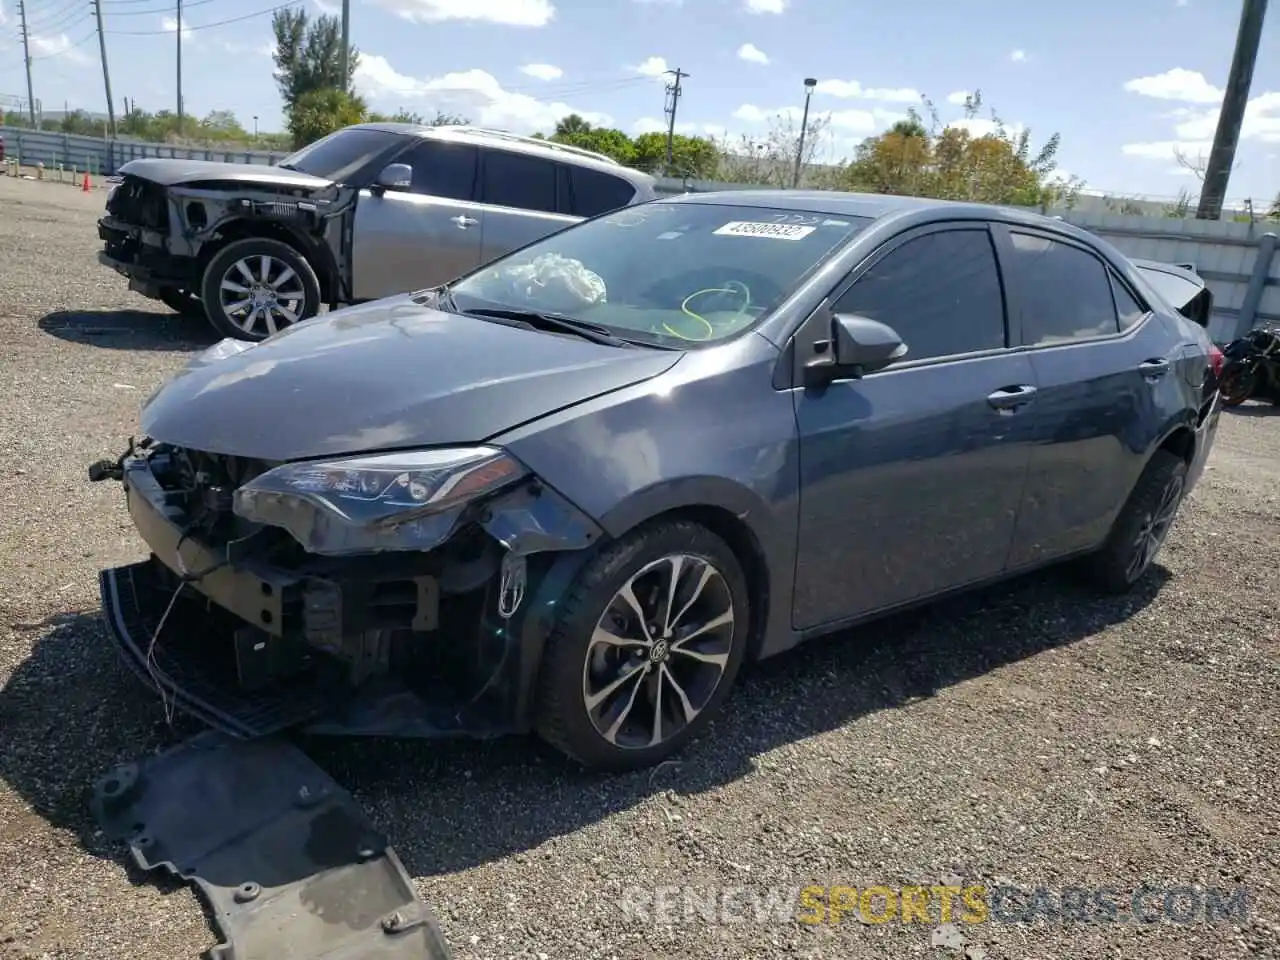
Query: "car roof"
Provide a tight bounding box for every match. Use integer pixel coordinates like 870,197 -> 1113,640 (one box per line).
344,122 -> 657,188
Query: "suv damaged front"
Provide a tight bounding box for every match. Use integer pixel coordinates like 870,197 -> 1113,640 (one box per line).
98,158 -> 354,307
88,293 -> 681,740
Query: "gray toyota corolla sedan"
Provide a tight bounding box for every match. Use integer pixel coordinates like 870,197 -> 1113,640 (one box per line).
92,190 -> 1221,771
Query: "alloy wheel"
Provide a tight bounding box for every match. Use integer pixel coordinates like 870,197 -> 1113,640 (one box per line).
582,554 -> 736,751
218,254 -> 307,337
1126,473 -> 1184,581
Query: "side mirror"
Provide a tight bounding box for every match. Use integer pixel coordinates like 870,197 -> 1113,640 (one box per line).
373,163 -> 413,192
805,313 -> 907,386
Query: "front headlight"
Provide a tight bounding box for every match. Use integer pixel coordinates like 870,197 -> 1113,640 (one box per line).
233,446 -> 527,556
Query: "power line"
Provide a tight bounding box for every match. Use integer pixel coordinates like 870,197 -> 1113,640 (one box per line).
105,0 -> 298,32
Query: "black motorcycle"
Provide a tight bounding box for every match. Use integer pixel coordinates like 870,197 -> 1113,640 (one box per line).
1219,324 -> 1280,406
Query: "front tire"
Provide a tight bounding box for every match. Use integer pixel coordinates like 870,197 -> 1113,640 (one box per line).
1088,450 -> 1187,594
534,520 -> 750,771
200,237 -> 320,342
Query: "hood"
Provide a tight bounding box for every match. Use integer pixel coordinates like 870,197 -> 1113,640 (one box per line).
141,296 -> 683,462
118,157 -> 333,190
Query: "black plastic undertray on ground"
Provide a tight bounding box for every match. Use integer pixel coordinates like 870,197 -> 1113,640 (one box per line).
90,731 -> 453,960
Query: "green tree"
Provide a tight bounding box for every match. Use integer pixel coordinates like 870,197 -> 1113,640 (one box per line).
631,131 -> 719,177
554,127 -> 638,166
272,7 -> 359,140
1269,192 -> 1280,221
288,87 -> 368,148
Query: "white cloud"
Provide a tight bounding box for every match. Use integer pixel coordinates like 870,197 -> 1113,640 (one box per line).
814,79 -> 920,102
632,55 -> 669,78
731,103 -> 906,135
946,90 -> 970,105
369,0 -> 554,26
160,15 -> 193,41
29,32 -> 92,64
632,0 -> 681,4
744,0 -> 787,13
1124,68 -> 1222,104
1126,86 -> 1280,158
1120,140 -> 1213,161
355,54 -> 610,132
736,43 -> 769,65
1010,49 -> 1027,63
631,116 -> 716,136
520,63 -> 562,81
0,1 -> 8,25
946,117 -> 1026,141
312,0 -> 339,12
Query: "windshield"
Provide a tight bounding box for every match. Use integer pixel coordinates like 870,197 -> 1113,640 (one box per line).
447,202 -> 873,347
277,128 -> 403,182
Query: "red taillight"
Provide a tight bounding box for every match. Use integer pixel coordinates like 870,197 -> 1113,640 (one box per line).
1208,344 -> 1224,379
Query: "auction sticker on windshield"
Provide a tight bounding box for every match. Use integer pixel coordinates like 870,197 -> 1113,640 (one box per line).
713,221 -> 817,240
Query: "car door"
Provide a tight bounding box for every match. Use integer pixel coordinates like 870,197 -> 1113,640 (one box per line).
995,225 -> 1185,569
350,138 -> 483,300
475,147 -> 579,263
790,223 -> 1038,631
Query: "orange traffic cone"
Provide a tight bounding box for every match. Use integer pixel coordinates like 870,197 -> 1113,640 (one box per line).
82,171 -> 91,192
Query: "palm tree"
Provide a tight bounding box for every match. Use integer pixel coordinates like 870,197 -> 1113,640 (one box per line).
554,114 -> 592,137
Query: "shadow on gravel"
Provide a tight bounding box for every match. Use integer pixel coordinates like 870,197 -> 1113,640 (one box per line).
0,564 -> 1170,885
1224,402 -> 1279,418
39,309 -> 216,352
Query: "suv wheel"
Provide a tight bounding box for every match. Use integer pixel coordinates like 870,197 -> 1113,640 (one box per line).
535,519 -> 750,771
200,237 -> 320,341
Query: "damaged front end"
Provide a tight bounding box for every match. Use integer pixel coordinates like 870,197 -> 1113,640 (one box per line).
97,167 -> 355,305
90,437 -> 603,740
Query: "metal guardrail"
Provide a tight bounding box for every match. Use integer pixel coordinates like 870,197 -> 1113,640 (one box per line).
0,126 -> 281,176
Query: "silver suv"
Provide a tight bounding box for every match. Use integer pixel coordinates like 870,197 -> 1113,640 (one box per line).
97,123 -> 659,340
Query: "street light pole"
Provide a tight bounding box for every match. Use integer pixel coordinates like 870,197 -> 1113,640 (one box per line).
792,78 -> 816,189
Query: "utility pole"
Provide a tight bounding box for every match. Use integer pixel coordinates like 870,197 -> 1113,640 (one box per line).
1195,0 -> 1269,220
17,0 -> 36,127
338,0 -> 351,91
792,78 -> 817,189
91,0 -> 117,138
663,67 -> 689,171
176,0 -> 184,132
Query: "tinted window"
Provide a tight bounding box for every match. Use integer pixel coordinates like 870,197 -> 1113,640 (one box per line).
833,228 -> 1006,361
1112,276 -> 1147,330
1135,265 -> 1203,312
404,140 -> 477,201
277,128 -> 402,182
569,167 -> 636,217
480,149 -> 557,213
1007,232 -> 1118,345
450,203 -> 872,348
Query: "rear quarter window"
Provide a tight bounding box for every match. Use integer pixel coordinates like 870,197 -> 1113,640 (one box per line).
568,167 -> 637,217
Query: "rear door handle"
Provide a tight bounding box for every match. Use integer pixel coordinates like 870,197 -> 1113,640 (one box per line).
1138,358 -> 1171,379
450,215 -> 479,228
987,384 -> 1038,412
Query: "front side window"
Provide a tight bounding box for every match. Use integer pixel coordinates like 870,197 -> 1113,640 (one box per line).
404,140 -> 478,201
832,228 -> 1006,362
277,128 -> 403,182
448,203 -> 872,347
480,149 -> 557,213
1007,232 -> 1119,345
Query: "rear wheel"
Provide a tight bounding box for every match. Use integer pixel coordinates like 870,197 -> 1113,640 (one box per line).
534,519 -> 750,771
200,237 -> 320,342
1087,450 -> 1187,594
1218,363 -> 1256,406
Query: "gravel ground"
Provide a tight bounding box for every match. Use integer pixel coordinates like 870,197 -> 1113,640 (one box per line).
0,174 -> 1278,960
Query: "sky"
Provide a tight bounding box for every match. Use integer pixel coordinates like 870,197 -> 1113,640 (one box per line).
1,0 -> 1278,201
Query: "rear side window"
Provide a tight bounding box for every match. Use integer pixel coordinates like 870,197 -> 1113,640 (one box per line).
833,228 -> 1006,362
404,140 -> 478,201
568,166 -> 636,217
1111,276 -> 1147,331
1007,232 -> 1118,345
480,149 -> 557,213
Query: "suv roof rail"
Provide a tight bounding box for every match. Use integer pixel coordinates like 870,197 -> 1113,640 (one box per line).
443,125 -> 621,166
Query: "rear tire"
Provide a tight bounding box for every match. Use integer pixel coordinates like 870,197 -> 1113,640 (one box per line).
1087,450 -> 1187,594
200,237 -> 320,342
1218,364 -> 1256,406
534,519 -> 750,771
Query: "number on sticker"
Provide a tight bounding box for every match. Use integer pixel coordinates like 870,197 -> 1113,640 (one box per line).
713,221 -> 817,240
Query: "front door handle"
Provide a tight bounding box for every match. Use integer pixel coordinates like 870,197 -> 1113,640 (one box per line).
450,215 -> 479,229
1138,358 -> 1171,379
987,384 -> 1038,412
